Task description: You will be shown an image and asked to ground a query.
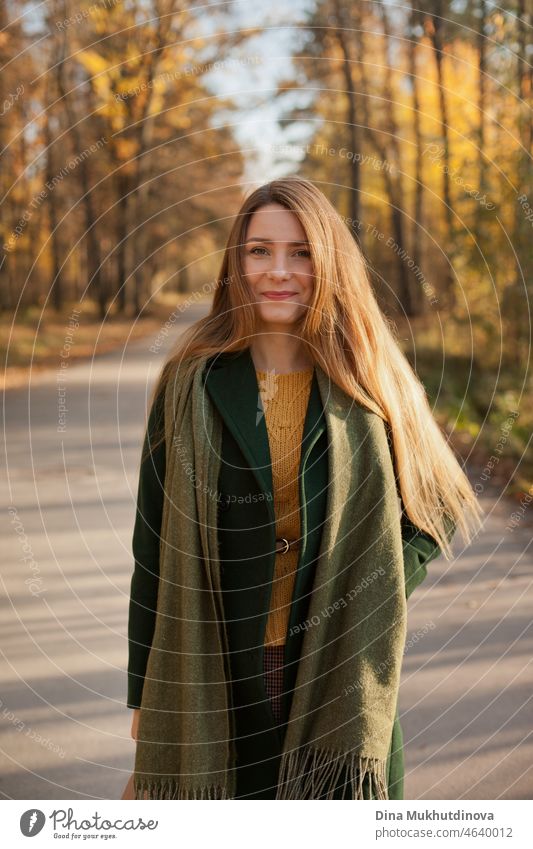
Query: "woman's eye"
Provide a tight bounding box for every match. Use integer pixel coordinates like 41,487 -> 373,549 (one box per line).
248,247 -> 311,257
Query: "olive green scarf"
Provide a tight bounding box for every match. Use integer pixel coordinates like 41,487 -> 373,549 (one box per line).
133,355 -> 407,800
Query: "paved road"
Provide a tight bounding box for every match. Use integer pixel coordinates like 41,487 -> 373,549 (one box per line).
402,489 -> 532,800
1,309 -> 532,799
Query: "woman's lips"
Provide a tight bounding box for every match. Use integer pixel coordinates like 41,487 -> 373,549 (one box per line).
261,291 -> 297,300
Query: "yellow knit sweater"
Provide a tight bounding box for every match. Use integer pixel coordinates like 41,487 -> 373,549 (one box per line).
255,367 -> 314,646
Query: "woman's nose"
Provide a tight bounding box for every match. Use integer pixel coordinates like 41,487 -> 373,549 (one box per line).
267,263 -> 291,279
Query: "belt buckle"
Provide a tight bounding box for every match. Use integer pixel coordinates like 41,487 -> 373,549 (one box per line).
276,537 -> 298,555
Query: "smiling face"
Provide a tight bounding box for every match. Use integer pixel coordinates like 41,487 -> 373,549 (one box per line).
240,202 -> 314,331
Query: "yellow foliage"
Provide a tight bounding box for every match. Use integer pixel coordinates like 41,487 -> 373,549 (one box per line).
113,137 -> 139,162
76,49 -> 111,78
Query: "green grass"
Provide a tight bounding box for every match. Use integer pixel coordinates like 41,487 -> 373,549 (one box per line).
400,324 -> 532,496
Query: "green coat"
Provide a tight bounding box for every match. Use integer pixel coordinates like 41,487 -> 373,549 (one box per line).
127,347 -> 442,799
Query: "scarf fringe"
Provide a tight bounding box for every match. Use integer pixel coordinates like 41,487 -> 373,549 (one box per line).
134,776 -> 230,800
275,745 -> 389,800
133,747 -> 388,800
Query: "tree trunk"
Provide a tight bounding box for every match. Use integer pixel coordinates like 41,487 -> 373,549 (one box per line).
56,11 -> 106,319
477,0 -> 487,196
115,173 -> 130,315
508,0 -> 533,364
352,2 -> 414,314
409,0 -> 425,312
332,0 -> 362,244
43,92 -> 63,312
377,0 -> 415,315
130,2 -> 178,316
426,3 -> 455,309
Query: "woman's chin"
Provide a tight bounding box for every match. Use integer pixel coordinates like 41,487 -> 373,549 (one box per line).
255,302 -> 302,327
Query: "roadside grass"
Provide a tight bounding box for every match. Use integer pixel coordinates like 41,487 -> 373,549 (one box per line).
1,291 -> 211,390
399,317 -> 532,499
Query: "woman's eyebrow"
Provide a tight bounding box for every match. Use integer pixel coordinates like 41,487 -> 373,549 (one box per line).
243,238 -> 310,245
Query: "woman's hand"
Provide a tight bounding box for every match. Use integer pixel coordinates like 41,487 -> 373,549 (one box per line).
131,708 -> 141,741
121,710 -> 141,800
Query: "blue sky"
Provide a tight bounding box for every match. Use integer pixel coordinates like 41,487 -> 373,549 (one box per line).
200,0 -> 318,183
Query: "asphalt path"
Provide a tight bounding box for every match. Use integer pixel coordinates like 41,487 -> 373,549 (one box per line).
1,307 -> 531,799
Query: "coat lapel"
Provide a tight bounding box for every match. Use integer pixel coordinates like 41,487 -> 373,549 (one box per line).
203,348 -> 326,504
203,348 -> 274,501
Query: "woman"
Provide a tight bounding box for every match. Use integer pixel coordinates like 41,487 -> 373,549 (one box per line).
124,176 -> 483,800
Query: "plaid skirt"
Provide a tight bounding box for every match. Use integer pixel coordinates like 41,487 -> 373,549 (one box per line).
263,644 -> 285,724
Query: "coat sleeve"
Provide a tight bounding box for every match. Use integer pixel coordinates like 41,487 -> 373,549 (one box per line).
401,518 -> 442,600
384,422 -> 455,600
126,389 -> 166,709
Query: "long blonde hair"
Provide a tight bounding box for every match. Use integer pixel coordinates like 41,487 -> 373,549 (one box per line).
147,176 -> 483,560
